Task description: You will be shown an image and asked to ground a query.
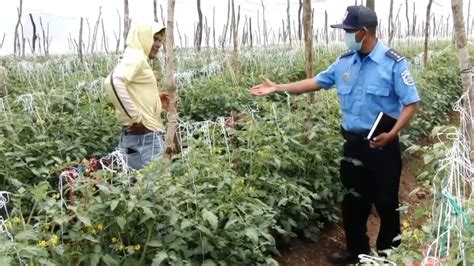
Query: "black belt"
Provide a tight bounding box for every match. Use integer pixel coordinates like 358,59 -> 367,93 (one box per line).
341,127 -> 369,143
122,127 -> 163,136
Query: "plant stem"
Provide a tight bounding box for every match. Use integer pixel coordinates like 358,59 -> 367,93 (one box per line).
26,200 -> 37,225
139,225 -> 153,265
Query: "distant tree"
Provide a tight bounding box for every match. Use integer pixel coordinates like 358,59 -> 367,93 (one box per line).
123,0 -> 130,49
195,0 -> 203,52
366,0 -> 375,10
303,0 -> 313,102
423,0 -> 433,67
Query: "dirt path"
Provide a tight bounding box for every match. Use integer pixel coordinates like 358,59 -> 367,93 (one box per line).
277,154 -> 427,266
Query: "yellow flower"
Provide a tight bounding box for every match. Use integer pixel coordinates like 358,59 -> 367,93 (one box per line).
184,172 -> 189,177
117,243 -> 124,251
97,224 -> 104,231
413,230 -> 419,241
14,216 -> 21,224
5,221 -> 12,229
90,228 -> 97,235
402,220 -> 410,228
111,237 -> 117,243
52,193 -> 60,199
38,240 -> 47,249
133,244 -> 141,251
402,230 -> 409,238
49,235 -> 59,246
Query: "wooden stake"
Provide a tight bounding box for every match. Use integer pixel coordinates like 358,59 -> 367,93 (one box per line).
450,0 -> 473,162
164,0 -> 179,159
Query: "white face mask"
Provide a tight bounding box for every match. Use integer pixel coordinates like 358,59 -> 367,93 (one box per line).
344,29 -> 366,51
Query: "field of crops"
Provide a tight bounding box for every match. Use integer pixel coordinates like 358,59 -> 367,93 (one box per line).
0,39 -> 471,265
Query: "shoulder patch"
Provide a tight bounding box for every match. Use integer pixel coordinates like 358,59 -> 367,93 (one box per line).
339,50 -> 356,59
401,69 -> 415,86
385,49 -> 405,62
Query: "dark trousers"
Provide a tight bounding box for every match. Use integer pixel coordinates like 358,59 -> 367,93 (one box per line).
340,131 -> 402,254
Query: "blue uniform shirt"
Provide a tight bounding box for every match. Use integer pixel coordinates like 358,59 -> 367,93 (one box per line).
315,41 -> 420,133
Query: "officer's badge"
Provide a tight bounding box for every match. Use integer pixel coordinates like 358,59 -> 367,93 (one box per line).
401,69 -> 414,86
343,72 -> 350,83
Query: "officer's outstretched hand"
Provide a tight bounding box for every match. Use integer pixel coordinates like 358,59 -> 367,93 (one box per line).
370,132 -> 396,149
249,77 -> 277,96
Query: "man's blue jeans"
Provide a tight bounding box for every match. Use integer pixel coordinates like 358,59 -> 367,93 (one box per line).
119,130 -> 165,170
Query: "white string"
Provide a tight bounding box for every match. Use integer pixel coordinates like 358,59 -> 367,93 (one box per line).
424,91 -> 473,264
57,170 -> 77,209
99,149 -> 132,176
358,254 -> 396,265
177,117 -> 232,155
0,97 -> 11,120
15,93 -> 42,115
0,191 -> 13,241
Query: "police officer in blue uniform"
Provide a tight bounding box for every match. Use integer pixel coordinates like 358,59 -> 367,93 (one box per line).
250,5 -> 420,264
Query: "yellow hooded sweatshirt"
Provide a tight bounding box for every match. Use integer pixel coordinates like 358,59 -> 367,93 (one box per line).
104,23 -> 165,132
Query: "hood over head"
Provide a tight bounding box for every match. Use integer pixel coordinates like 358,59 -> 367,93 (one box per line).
126,22 -> 165,56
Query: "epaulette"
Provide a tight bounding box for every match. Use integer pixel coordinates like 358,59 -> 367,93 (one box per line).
339,50 -> 356,59
385,49 -> 405,62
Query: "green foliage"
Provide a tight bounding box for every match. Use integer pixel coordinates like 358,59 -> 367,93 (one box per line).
0,42 -> 467,264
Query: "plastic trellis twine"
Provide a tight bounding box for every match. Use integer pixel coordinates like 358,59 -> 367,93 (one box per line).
423,92 -> 473,264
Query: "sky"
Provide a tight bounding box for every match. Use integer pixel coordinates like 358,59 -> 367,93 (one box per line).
0,0 -> 471,55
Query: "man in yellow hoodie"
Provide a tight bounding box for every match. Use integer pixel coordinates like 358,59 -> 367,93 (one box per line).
104,23 -> 169,170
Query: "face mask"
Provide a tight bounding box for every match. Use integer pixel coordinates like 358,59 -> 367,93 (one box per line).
344,30 -> 365,51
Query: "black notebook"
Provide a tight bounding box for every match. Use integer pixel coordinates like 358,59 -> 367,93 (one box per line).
367,112 -> 397,141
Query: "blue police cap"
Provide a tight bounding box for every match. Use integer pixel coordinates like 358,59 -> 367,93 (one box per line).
331,5 -> 378,30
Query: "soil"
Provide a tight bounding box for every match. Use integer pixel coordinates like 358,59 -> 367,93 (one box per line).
276,149 -> 431,266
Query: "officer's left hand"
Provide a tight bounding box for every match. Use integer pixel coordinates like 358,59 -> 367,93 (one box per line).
370,132 -> 396,149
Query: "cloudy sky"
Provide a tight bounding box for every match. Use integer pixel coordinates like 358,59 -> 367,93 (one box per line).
0,0 -> 471,55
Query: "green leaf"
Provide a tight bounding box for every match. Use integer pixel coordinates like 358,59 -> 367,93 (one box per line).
116,216 -> 126,230
101,255 -> 120,266
12,162 -> 26,168
152,251 -> 168,266
25,157 -> 37,163
82,234 -> 100,243
77,214 -> 91,226
15,230 -> 39,241
278,198 -> 288,206
146,240 -> 162,247
52,156 -> 64,164
196,225 -> 213,237
202,260 -> 217,266
224,218 -> 239,230
90,254 -> 100,266
0,256 -> 12,265
202,209 -> 218,230
110,200 -> 119,211
180,219 -> 193,230
245,228 -> 259,243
